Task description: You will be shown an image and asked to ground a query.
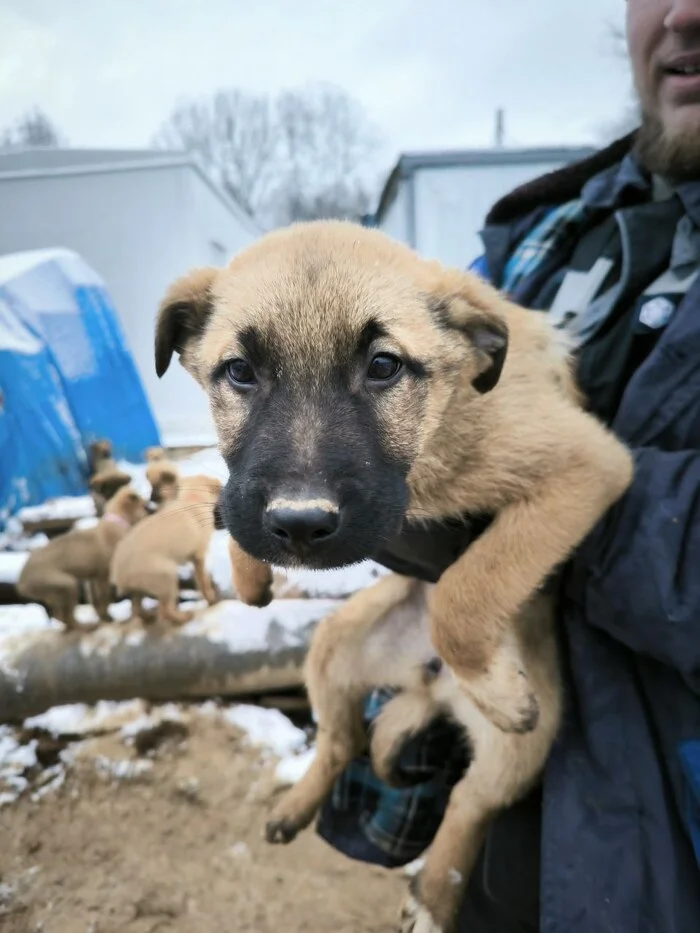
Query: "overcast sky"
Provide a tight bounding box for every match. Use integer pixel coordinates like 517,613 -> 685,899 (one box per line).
0,0 -> 633,175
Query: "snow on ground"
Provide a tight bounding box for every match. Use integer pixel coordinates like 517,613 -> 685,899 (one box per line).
0,551 -> 28,583
0,725 -> 38,807
179,597 -> 342,654
0,696 -> 315,808
275,746 -> 316,785
220,705 -> 307,758
16,495 -> 95,524
24,699 -> 147,737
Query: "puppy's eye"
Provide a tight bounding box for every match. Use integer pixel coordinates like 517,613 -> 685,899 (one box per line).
226,358 -> 256,389
367,353 -> 402,384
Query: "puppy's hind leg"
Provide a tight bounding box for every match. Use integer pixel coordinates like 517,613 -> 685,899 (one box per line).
265,573 -> 418,845
90,577 -> 113,623
41,573 -> 80,632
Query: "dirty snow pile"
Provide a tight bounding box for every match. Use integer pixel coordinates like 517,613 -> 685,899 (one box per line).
0,697 -> 315,809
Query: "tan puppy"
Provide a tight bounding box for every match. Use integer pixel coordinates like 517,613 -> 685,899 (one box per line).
142,446 -> 180,506
110,474 -> 222,625
155,220 -> 634,931
17,485 -> 148,629
144,446 -> 167,462
86,439 -> 132,516
89,469 -> 133,517
146,461 -> 180,506
87,438 -> 117,476
154,219 -> 633,732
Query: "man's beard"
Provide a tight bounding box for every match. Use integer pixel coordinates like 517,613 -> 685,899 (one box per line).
635,109 -> 700,183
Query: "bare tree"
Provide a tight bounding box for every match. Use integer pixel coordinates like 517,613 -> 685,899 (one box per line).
155,83 -> 382,228
154,90 -> 278,218
0,107 -> 66,150
271,83 -> 380,225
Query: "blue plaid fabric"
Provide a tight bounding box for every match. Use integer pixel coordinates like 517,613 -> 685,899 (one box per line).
500,199 -> 588,294
316,687 -> 469,867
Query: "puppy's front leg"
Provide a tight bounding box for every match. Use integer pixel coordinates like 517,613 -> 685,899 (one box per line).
429,427 -> 632,733
227,537 -> 273,607
90,577 -> 113,623
266,573 -> 417,844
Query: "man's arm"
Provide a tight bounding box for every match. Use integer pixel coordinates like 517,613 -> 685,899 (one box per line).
569,447 -> 700,690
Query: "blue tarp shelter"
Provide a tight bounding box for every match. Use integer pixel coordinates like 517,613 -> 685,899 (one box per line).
0,247 -> 160,524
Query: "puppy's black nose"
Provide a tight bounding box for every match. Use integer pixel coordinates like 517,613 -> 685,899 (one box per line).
265,506 -> 339,548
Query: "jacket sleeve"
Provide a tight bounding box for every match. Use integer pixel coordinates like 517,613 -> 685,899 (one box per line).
570,446 -> 700,689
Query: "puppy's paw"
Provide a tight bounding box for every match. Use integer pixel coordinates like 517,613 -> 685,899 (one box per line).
239,584 -> 273,608
455,666 -> 539,735
264,815 -> 301,845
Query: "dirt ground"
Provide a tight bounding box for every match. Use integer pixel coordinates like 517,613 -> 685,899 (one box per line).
0,712 -> 405,933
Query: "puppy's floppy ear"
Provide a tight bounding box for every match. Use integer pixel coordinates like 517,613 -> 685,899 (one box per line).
427,272 -> 509,395
155,267 -> 219,380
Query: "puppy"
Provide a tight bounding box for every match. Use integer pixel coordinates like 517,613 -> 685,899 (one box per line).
89,469 -> 133,517
154,219 -> 633,733
264,571 -> 560,933
17,485 -> 148,630
142,446 -> 180,506
85,439 -> 132,516
146,461 -> 180,506
87,438 -> 117,476
154,221 -> 633,930
144,446 -> 167,463
110,474 -> 222,625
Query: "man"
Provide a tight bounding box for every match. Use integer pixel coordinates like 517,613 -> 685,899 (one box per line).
316,2 -> 700,931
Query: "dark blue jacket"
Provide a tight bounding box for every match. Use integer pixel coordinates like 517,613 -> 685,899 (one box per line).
480,135 -> 700,933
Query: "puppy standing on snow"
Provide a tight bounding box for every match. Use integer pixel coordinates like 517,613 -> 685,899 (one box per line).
17,485 -> 148,630
154,220 -> 633,931
110,474 -> 222,625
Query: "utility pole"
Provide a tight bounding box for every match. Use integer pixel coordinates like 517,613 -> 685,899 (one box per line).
494,108 -> 505,148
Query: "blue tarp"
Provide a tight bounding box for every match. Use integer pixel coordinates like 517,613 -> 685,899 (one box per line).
0,247 -> 161,524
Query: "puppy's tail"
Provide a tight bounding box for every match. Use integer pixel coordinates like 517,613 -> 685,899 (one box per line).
369,685 -> 443,789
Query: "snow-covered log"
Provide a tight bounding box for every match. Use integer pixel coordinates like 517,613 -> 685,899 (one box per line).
0,599 -> 343,722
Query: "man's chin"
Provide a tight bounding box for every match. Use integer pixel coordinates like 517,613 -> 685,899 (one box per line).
636,108 -> 700,181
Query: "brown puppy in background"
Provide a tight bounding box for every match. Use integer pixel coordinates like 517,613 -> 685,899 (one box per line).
87,439 -> 117,476
86,439 -> 132,516
144,446 -> 180,505
17,485 -> 148,630
110,474 -> 222,625
143,447 -> 180,506
89,470 -> 133,517
154,219 -> 633,732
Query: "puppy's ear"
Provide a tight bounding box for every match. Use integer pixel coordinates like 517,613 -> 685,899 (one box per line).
427,273 -> 509,394
155,267 -> 219,380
